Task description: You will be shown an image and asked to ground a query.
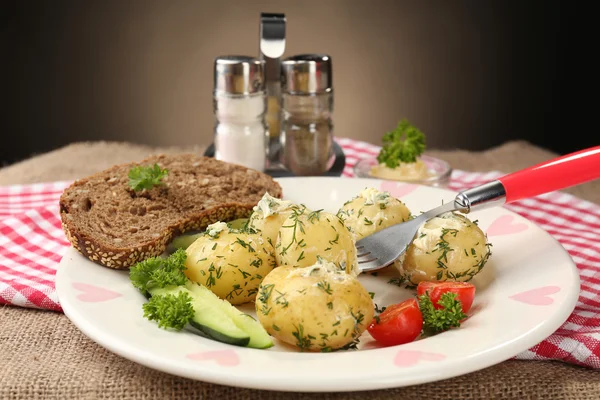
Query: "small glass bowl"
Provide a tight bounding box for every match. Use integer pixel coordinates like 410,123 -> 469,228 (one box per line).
353,155 -> 452,187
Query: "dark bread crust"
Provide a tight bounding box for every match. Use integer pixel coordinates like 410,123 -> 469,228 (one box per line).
59,154 -> 282,269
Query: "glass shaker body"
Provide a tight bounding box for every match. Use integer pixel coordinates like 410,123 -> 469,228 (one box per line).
280,91 -> 335,176
214,92 -> 267,172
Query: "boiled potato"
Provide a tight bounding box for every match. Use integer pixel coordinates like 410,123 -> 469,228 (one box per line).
169,218 -> 249,252
247,193 -> 305,247
255,261 -> 374,351
276,209 -> 358,276
337,188 -> 411,240
395,212 -> 492,285
184,222 -> 276,305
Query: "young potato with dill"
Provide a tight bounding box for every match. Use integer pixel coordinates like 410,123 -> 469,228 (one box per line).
275,207 -> 359,276
184,222 -> 276,305
246,193 -> 303,248
337,188 -> 412,240
255,260 -> 374,352
395,212 -> 492,286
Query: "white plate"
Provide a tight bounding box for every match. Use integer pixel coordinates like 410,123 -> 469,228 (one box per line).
56,177 -> 580,392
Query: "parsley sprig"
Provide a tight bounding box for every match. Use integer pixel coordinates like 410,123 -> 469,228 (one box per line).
128,163 -> 169,191
376,119 -> 426,168
142,291 -> 194,330
418,291 -> 467,335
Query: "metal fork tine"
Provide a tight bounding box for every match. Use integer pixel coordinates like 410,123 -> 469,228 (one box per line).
354,200 -> 459,272
358,257 -> 378,264
358,258 -> 383,272
356,251 -> 371,258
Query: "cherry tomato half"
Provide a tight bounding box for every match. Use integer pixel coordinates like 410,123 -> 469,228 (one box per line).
417,281 -> 476,313
367,298 -> 423,346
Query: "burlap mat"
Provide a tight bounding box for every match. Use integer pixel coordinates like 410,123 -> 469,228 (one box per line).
1,140 -> 599,400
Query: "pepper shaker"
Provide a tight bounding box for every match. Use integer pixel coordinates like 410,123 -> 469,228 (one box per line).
213,56 -> 267,172
279,54 -> 335,176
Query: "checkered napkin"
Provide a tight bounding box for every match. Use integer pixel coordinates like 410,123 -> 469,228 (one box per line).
1,139 -> 599,369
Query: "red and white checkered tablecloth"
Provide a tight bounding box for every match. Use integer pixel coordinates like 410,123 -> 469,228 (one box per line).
1,138 -> 599,369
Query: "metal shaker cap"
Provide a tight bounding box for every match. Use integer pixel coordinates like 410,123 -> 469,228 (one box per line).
281,54 -> 332,95
214,56 -> 265,95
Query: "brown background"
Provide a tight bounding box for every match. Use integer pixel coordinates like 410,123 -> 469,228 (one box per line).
2,0 -> 583,166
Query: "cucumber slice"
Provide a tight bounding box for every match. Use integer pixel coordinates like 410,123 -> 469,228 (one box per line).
227,313 -> 274,349
186,282 -> 274,349
170,233 -> 203,251
227,218 -> 248,230
188,297 -> 250,346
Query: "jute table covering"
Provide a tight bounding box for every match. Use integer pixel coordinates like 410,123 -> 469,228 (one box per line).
1,140 -> 600,399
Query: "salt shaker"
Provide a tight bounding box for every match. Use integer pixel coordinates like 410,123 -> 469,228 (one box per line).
280,54 -> 335,176
213,56 -> 267,172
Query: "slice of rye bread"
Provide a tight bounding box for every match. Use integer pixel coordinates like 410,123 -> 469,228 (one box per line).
59,153 -> 282,269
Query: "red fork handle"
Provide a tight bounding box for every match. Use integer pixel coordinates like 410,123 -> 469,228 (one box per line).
499,145 -> 600,204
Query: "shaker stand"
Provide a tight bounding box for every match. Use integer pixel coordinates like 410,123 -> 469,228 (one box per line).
203,136 -> 346,178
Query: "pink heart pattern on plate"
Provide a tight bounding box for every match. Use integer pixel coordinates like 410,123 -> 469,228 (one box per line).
509,286 -> 561,305
394,349 -> 446,367
187,349 -> 240,367
486,214 -> 529,236
380,181 -> 419,198
72,282 -> 122,302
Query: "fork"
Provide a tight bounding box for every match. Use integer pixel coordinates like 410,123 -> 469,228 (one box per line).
356,145 -> 600,272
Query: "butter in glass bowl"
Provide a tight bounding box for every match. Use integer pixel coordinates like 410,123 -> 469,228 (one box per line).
352,119 -> 452,187
353,154 -> 452,187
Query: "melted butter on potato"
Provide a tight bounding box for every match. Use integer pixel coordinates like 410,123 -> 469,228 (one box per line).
337,188 -> 411,240
255,262 -> 374,352
276,208 -> 358,276
395,212 -> 492,285
184,222 -> 276,305
247,193 -> 305,248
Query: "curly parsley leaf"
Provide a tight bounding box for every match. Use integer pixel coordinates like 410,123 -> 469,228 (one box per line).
142,291 -> 194,330
128,163 -> 169,191
129,248 -> 188,296
418,291 -> 467,335
376,119 -> 426,168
